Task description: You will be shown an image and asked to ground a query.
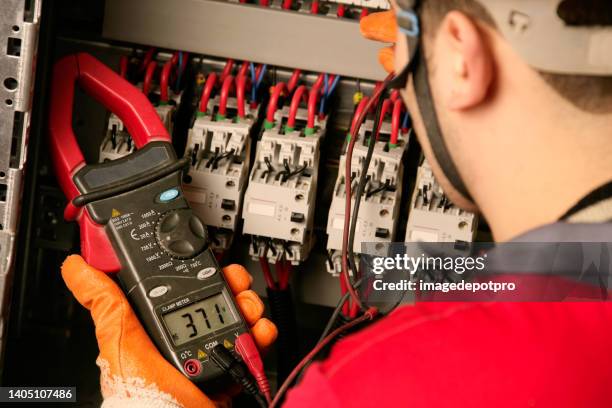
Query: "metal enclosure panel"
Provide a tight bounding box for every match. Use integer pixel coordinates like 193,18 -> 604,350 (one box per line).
0,0 -> 41,364
103,0 -> 387,81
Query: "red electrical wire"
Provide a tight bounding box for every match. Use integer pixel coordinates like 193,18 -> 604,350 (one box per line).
238,61 -> 250,78
218,74 -> 235,117
390,89 -> 400,101
160,59 -> 173,103
337,4 -> 346,17
236,74 -> 250,119
306,88 -> 321,129
280,260 -> 292,290
139,47 -> 155,73
306,74 -> 325,129
342,74 -> 393,313
350,96 -> 370,134
274,262 -> 286,291
266,82 -> 287,124
287,85 -> 309,129
390,98 -> 402,146
255,64 -> 264,81
269,307 -> 378,408
219,59 -> 234,83
259,257 -> 276,289
199,72 -> 218,113
282,0 -> 292,9
287,69 -> 301,93
377,98 -> 392,135
119,56 -> 129,78
310,0 -> 319,14
142,60 -> 157,96
312,73 -> 324,92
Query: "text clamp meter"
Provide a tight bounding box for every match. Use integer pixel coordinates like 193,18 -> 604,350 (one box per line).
48,53 -> 251,389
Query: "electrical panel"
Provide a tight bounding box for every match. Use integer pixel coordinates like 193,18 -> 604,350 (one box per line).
405,160 -> 478,243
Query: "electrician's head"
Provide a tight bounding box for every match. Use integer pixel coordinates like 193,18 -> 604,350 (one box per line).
378,0 -> 612,241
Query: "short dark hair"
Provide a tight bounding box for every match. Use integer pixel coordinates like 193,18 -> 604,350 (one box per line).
420,0 -> 612,113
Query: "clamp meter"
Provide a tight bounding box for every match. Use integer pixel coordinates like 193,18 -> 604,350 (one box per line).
48,53 -> 251,389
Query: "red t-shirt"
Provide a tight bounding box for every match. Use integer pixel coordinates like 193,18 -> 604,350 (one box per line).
284,301 -> 612,407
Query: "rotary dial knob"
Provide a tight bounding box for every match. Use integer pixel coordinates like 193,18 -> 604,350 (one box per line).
156,209 -> 208,259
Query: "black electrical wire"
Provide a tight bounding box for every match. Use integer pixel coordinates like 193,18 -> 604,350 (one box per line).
294,278 -> 364,384
347,95 -> 386,282
366,180 -> 391,199
210,345 -> 268,408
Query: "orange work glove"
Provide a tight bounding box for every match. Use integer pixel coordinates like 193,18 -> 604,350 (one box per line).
62,255 -> 277,408
360,10 -> 398,73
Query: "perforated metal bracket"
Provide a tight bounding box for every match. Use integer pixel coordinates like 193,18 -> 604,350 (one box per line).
0,0 -> 41,364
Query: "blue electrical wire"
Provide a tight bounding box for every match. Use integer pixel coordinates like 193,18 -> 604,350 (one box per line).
257,64 -> 267,87
319,74 -> 341,115
250,62 -> 257,102
319,73 -> 330,115
328,75 -> 340,96
176,52 -> 184,90
402,111 -> 410,129
250,63 -> 268,103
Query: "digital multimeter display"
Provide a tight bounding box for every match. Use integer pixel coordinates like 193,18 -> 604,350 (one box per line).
163,293 -> 238,346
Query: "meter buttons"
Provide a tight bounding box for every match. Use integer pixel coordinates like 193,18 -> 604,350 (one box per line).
148,285 -> 169,298
158,188 -> 180,203
197,267 -> 216,280
156,209 -> 208,259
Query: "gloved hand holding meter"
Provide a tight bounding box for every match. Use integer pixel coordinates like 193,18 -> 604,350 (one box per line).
49,53 -> 277,407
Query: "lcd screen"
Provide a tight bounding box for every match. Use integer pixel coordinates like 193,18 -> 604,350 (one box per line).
162,292 -> 238,346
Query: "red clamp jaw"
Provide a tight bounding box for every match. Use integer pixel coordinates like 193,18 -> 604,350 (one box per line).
48,53 -> 172,272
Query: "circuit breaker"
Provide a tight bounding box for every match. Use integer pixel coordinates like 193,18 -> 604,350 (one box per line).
405,160 -> 478,243
182,75 -> 257,252
243,98 -> 326,265
326,115 -> 409,275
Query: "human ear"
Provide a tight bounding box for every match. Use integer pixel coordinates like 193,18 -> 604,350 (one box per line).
437,11 -> 493,110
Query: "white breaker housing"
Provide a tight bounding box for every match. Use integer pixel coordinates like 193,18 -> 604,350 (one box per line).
99,82 -> 178,162
405,160 -> 477,243
243,105 -> 326,265
182,95 -> 257,251
326,119 -> 409,276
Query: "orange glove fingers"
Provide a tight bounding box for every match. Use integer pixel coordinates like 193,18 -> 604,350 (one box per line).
251,318 -> 278,350
61,255 -> 127,345
379,46 -> 395,73
236,289 -> 264,325
360,10 -> 398,43
62,255 -> 216,408
223,264 -> 253,295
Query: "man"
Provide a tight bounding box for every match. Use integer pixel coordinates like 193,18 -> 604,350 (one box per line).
61,0 -> 612,406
